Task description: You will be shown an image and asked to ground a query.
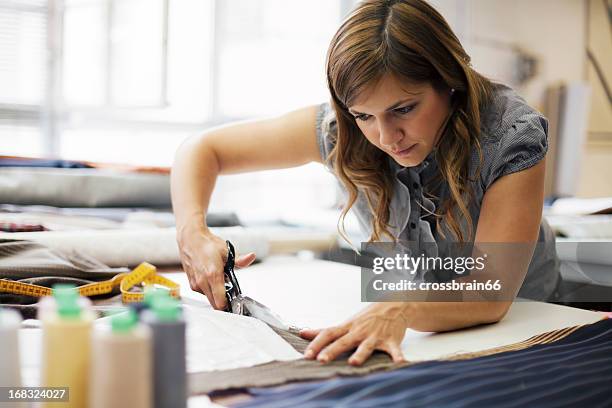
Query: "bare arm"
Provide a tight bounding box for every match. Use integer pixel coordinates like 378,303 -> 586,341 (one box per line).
171,105 -> 322,229
171,105 -> 322,309
401,159 -> 546,332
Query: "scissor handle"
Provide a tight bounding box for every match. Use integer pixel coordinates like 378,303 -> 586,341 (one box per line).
223,240 -> 241,311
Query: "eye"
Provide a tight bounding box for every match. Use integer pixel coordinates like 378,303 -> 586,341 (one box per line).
354,113 -> 372,122
394,104 -> 416,115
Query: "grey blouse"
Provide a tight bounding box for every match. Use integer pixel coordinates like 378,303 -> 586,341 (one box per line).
315,83 -> 559,301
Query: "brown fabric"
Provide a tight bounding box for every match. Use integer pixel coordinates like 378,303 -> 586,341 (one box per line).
189,323 -> 586,395
0,239 -> 127,279
0,239 -> 127,318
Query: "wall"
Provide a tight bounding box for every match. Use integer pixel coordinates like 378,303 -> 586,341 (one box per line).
436,0 -> 611,197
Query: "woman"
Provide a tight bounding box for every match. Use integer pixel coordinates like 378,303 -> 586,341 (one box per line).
171,0 -> 559,366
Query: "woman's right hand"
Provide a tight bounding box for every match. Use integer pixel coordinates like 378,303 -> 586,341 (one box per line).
177,224 -> 256,310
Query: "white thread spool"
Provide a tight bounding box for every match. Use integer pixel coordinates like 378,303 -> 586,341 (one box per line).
0,308 -> 22,387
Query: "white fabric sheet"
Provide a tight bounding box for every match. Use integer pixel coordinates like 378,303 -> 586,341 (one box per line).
182,304 -> 302,373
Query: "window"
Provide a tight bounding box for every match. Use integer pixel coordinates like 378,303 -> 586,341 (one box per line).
215,0 -> 340,118
1,0 -> 351,214
56,0 -> 344,165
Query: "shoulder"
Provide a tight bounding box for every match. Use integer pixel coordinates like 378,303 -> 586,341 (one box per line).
475,83 -> 549,190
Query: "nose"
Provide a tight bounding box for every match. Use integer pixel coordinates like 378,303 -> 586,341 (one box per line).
378,119 -> 403,151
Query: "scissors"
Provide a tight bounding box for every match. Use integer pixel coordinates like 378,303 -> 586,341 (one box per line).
223,240 -> 300,335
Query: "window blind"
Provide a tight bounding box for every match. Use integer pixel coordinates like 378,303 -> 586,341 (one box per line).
0,0 -> 48,156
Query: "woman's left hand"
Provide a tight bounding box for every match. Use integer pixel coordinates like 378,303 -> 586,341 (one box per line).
299,302 -> 410,366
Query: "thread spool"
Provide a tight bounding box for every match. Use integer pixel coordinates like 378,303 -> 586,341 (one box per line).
41,285 -> 94,408
129,287 -> 169,317
90,309 -> 152,408
37,296 -> 57,321
142,296 -> 187,408
0,308 -> 22,387
37,294 -> 92,321
0,308 -> 27,408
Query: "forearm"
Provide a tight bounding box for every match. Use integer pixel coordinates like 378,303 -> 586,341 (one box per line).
401,301 -> 510,332
170,133 -> 219,238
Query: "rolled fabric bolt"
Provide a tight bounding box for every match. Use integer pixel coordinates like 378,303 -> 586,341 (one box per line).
142,297 -> 187,408
90,310 -> 152,408
0,227 -> 269,267
41,285 -> 94,408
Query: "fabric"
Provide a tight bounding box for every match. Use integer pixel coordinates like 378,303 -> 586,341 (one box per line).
190,319 -> 592,396
0,157 -> 92,169
0,155 -> 169,174
0,221 -> 47,232
315,83 -> 559,301
189,326 -> 396,395
0,167 -> 171,208
0,204 -> 240,229
0,239 -> 127,318
0,239 -> 127,279
0,204 -> 242,232
235,318 -> 612,408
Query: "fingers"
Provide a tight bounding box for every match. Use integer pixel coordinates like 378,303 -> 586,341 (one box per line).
348,338 -> 377,366
178,231 -> 252,310
348,340 -> 404,366
299,328 -> 322,340
209,251 -> 255,308
193,268 -> 216,307
303,326 -> 346,361
386,342 -> 406,364
235,252 -> 257,268
182,261 -> 198,292
300,327 -> 405,366
185,252 -> 226,310
317,333 -> 360,363
315,337 -> 404,366
202,258 -> 227,310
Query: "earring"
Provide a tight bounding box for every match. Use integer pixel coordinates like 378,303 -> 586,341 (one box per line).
450,88 -> 456,95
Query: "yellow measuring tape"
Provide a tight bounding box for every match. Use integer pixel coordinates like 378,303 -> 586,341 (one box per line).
0,262 -> 180,303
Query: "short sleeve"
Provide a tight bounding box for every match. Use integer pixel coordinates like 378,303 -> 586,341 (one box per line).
481,112 -> 549,190
315,102 -> 337,171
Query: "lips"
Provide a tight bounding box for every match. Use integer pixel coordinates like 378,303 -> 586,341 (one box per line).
392,144 -> 417,157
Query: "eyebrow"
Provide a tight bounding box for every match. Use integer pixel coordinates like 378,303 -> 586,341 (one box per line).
348,94 -> 422,115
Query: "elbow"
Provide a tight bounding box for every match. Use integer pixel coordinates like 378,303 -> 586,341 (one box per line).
173,132 -> 220,171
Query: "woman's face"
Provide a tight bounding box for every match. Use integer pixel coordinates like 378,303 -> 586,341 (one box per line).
348,74 -> 452,167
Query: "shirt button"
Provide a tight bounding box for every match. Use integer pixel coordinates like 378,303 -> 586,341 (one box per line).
410,222 -> 417,229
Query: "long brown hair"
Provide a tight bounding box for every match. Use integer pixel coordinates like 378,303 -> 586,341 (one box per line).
325,0 -> 493,243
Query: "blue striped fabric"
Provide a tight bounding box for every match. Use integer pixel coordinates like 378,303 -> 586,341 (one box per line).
234,319 -> 612,408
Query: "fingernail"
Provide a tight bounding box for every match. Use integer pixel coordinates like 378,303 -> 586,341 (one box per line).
304,350 -> 313,359
318,354 -> 328,363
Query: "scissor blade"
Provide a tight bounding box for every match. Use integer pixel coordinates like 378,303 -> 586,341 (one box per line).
231,295 -> 292,331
